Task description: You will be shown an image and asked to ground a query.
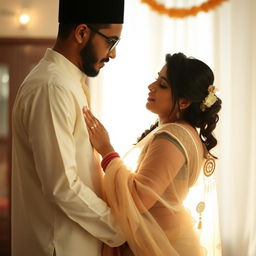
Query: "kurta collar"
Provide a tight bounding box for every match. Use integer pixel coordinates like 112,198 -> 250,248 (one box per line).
43,48 -> 85,86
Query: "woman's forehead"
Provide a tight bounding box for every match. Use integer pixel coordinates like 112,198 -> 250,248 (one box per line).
159,65 -> 167,77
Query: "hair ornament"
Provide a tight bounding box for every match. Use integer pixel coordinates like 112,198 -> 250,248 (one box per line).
200,85 -> 218,112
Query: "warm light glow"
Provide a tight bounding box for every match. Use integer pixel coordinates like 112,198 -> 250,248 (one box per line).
123,148 -> 141,172
19,13 -> 30,25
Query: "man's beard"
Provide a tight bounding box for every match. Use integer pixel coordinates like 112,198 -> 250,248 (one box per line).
80,38 -> 109,77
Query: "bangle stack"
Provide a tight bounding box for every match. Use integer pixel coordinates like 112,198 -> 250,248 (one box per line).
101,152 -> 120,171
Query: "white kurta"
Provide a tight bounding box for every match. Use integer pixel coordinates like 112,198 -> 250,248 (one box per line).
11,49 -> 124,256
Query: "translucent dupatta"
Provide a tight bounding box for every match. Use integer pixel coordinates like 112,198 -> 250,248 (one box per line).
102,123 -> 221,256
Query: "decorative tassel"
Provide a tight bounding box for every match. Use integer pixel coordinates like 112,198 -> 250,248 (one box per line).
198,215 -> 202,229
196,202 -> 205,230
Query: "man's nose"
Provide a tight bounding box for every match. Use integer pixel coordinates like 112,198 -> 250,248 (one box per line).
108,48 -> 116,59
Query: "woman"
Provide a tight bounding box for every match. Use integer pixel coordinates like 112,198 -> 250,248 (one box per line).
83,53 -> 222,255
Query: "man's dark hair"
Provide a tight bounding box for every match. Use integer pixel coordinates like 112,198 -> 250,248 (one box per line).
57,23 -> 110,40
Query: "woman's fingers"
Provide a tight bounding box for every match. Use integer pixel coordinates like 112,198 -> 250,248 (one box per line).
83,107 -> 103,129
83,107 -> 94,122
82,107 -> 114,156
83,107 -> 104,135
83,107 -> 96,128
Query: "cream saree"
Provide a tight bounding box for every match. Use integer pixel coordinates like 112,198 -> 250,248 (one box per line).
102,123 -> 221,256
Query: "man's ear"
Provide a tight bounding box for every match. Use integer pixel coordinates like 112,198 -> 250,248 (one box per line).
74,24 -> 90,44
179,98 -> 191,110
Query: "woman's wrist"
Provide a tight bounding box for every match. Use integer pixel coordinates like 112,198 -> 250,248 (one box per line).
99,145 -> 115,158
101,152 -> 120,171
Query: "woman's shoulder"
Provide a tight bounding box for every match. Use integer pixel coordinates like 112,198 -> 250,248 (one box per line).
156,122 -> 194,138
156,122 -> 204,156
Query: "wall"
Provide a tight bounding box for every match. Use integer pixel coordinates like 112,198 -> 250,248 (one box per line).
0,0 -> 58,38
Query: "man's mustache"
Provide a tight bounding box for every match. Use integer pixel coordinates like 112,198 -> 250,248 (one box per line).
101,58 -> 109,63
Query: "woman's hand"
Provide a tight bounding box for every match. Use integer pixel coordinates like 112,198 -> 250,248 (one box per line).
83,107 -> 115,157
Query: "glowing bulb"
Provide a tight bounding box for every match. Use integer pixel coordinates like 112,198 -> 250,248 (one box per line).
19,13 -> 30,25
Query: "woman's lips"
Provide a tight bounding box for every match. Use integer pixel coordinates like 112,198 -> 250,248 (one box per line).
147,97 -> 155,102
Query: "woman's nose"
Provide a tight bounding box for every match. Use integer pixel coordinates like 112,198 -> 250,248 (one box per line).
148,81 -> 156,91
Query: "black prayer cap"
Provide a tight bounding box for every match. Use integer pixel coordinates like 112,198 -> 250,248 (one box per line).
58,0 -> 125,24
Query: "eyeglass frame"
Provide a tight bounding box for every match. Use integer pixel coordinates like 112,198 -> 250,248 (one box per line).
87,25 -> 120,52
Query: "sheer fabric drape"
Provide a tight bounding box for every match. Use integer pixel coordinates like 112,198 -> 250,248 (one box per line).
102,123 -> 221,255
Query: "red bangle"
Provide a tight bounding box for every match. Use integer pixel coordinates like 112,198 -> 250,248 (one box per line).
101,152 -> 120,171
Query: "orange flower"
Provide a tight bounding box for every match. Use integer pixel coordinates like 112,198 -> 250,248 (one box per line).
141,0 -> 229,18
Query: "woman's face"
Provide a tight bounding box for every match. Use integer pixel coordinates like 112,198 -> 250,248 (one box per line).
146,65 -> 174,123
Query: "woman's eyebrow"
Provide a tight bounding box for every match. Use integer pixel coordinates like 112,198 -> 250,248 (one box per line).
157,72 -> 168,82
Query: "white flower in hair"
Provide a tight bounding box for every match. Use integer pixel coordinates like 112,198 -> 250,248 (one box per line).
200,85 -> 218,112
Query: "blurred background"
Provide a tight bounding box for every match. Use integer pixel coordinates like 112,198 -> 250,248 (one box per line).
0,0 -> 255,255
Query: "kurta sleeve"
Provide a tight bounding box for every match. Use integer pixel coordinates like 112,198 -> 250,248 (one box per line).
24,83 -> 124,246
133,135 -> 186,210
106,135 -> 185,211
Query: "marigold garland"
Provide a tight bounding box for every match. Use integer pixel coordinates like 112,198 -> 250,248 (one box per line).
140,0 -> 228,18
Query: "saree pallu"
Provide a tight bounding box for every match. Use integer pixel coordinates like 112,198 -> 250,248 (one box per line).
102,123 -> 221,256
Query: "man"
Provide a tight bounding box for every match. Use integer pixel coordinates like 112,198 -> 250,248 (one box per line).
11,0 -> 125,256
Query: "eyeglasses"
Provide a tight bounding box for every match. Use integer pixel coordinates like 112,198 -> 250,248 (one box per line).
87,25 -> 120,52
